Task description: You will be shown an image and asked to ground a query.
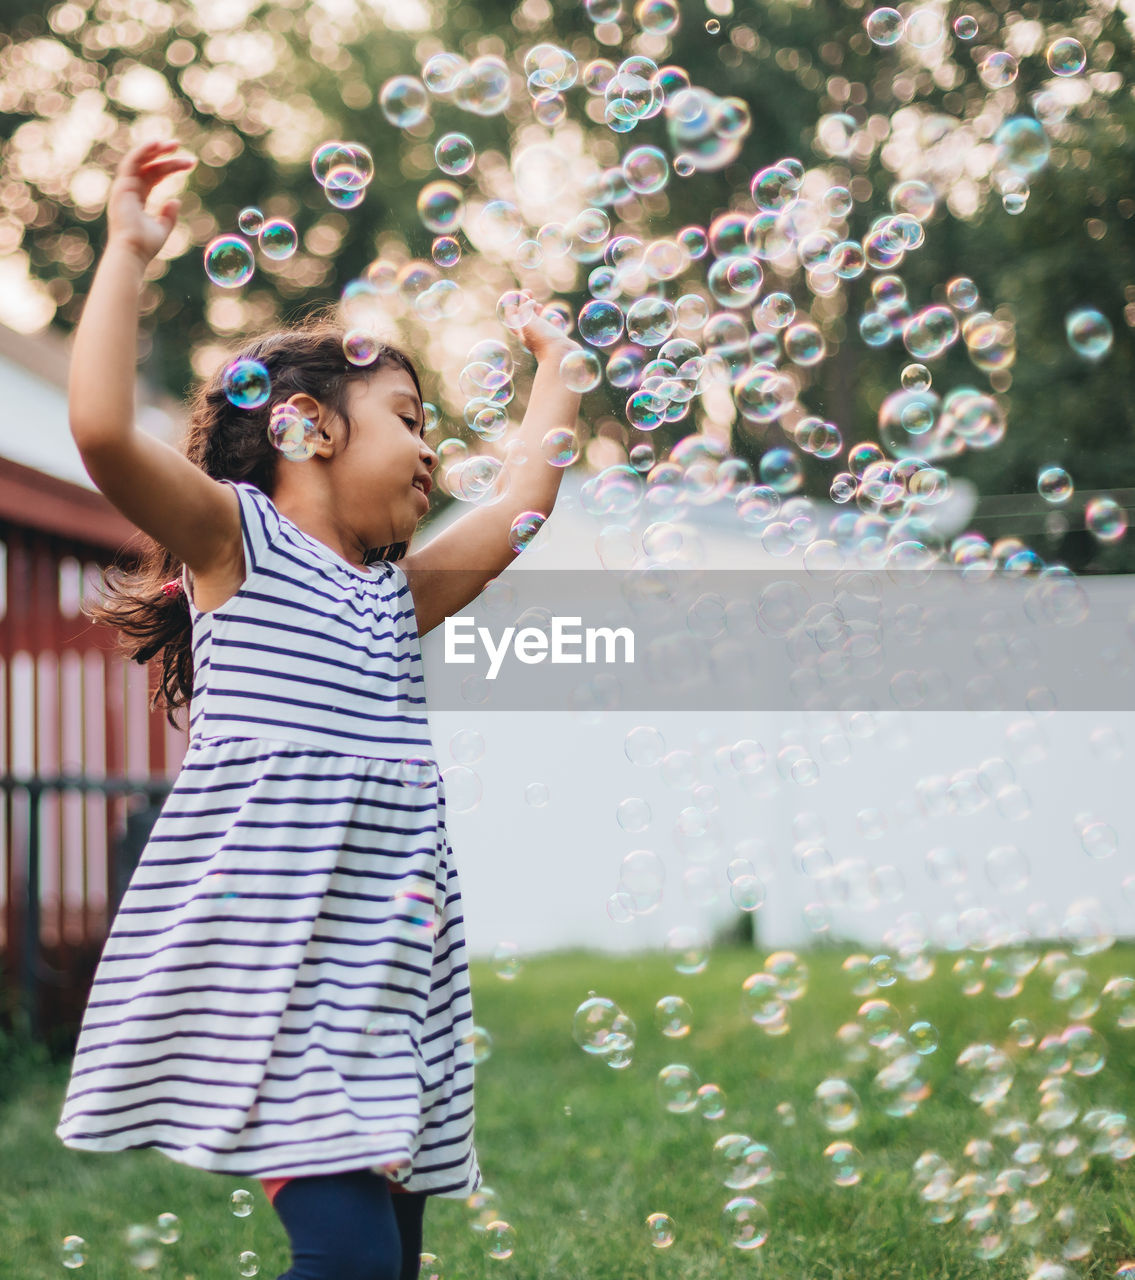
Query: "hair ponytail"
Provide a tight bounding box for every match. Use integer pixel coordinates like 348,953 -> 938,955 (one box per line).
85,316 -> 423,728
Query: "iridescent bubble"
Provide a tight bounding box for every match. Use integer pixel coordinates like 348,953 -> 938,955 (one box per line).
901,362 -> 931,391
824,1141 -> 862,1186
666,924 -> 708,975
1038,466 -> 1073,503
204,235 -> 254,287
435,132 -> 475,175
463,1025 -> 493,1064
573,996 -> 620,1054
417,181 -> 464,233
953,13 -> 978,37
237,207 -> 264,235
231,1189 -> 254,1217
1086,496 -> 1127,542
1066,307 -> 1113,360
865,6 -> 904,44
979,50 -> 1018,89
956,1042 -> 1014,1103
268,402 -> 317,462
722,1197 -> 769,1249
741,973 -> 787,1032
645,1211 -> 675,1247
559,348 -> 603,392
626,297 -> 678,346
623,145 -> 670,194
713,1133 -> 773,1189
1102,975 -> 1135,1029
635,0 -> 680,34
238,1251 -> 260,1277
541,427 -> 579,467
483,1221 -> 515,1262
626,725 -> 665,765
657,1063 -> 700,1113
995,117 -> 1050,179
1047,37 -> 1086,75
909,1021 -> 939,1055
655,995 -> 692,1037
380,75 -> 430,128
579,300 -> 625,347
814,1078 -> 861,1132
508,511 -> 546,553
759,448 -> 803,494
61,1236 -> 86,1269
697,1083 -> 727,1119
222,358 -> 270,409
258,219 -> 298,261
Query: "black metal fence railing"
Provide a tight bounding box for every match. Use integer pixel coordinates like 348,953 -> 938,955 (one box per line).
1,774 -> 171,1046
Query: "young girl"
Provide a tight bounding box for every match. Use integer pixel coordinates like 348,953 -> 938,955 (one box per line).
55,140 -> 582,1280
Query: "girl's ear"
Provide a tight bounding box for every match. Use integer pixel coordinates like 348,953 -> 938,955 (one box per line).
284,393 -> 339,455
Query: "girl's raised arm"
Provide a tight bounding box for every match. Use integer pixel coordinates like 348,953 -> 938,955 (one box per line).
400,299 -> 581,636
69,141 -> 242,578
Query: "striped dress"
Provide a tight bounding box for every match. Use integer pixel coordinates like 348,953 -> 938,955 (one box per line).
56,480 -> 482,1199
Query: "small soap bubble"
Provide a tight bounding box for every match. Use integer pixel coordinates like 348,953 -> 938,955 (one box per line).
722,1196 -> 769,1249
1086,496 -> 1126,542
909,1021 -> 939,1054
865,7 -> 904,44
524,781 -> 549,806
1065,307 -> 1113,361
560,348 -> 603,392
616,796 -> 651,832
824,1141 -> 863,1186
666,924 -> 708,974
435,132 -> 476,175
654,995 -> 692,1037
258,219 -> 298,260
419,1253 -> 442,1280
155,1212 -> 181,1244
491,941 -> 522,981
204,235 -> 255,288
573,995 -> 620,1054
953,13 -> 978,37
776,1101 -> 797,1126
508,511 -> 546,553
61,1236 -> 86,1269
466,1187 -> 503,1232
483,1219 -> 516,1261
814,1078 -> 862,1132
1038,466 -> 1073,503
463,1025 -> 493,1065
645,1212 -> 675,1248
432,236 -> 462,268
124,1224 -> 160,1270
625,725 -> 665,765
343,330 -> 379,366
380,75 -> 430,128
705,17 -> 721,33
657,1062 -> 700,1113
222,358 -> 270,409
237,207 -> 264,235
697,1083 -> 727,1119
1047,37 -> 1086,75
231,1188 -> 254,1217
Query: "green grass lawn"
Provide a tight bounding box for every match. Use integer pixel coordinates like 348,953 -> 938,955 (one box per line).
4,945 -> 1135,1279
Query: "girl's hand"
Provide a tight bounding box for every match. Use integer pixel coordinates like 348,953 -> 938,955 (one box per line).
502,289 -> 578,364
106,140 -> 195,265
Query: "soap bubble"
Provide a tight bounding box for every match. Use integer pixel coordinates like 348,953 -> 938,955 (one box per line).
258,219 -> 298,260
654,995 -> 692,1037
713,1133 -> 774,1189
222,358 -> 270,409
238,1251 -> 260,1277
657,1062 -> 700,1113
436,132 -> 476,175
559,348 -> 602,392
508,511 -> 546,552
231,1188 -> 254,1217
380,75 -> 430,127
722,1196 -> 770,1249
483,1221 -> 515,1261
1047,37 -> 1086,75
865,7 -> 904,44
155,1212 -> 181,1244
645,1212 -> 675,1247
61,1236 -> 86,1269
666,924 -> 708,974
237,207 -> 264,235
697,1083 -> 727,1119
573,995 -> 620,1054
204,235 -> 254,287
417,181 -> 465,233
1038,466 -> 1073,503
1066,308 -> 1113,360
1086,497 -> 1127,542
824,1141 -> 862,1186
954,14 -> 978,37
814,1078 -> 861,1132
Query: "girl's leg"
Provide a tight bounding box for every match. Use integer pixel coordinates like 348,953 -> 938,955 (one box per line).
390,1191 -> 428,1280
272,1169 -> 402,1280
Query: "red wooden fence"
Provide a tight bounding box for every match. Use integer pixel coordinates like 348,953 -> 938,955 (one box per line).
0,456 -> 186,1043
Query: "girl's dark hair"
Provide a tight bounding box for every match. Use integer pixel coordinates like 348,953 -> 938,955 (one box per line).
86,316 -> 424,728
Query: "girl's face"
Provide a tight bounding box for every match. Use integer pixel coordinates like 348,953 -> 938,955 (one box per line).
338,365 -> 438,547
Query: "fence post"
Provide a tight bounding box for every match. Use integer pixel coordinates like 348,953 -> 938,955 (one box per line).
22,780 -> 41,1042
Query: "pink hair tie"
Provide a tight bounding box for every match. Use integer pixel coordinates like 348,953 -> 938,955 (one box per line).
161,578 -> 184,598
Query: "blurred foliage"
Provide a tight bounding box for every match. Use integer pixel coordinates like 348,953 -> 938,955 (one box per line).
1,0 -> 1133,568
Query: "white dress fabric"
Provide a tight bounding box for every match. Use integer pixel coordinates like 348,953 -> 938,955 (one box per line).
56,480 -> 482,1198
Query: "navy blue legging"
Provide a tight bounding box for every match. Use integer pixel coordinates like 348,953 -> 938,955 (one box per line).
272,1170 -> 426,1280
